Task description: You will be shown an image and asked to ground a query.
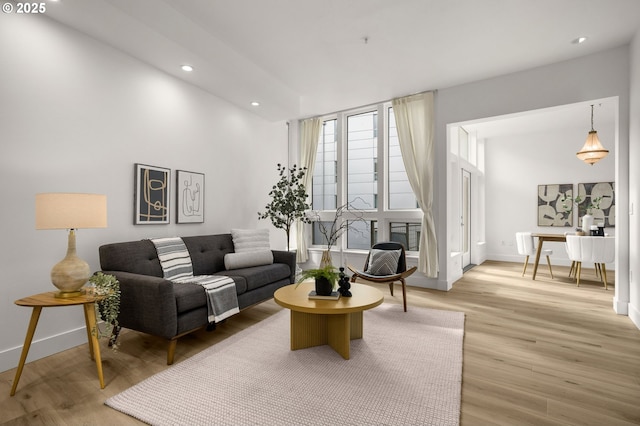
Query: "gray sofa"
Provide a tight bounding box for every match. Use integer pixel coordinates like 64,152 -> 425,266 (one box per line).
98,234 -> 295,364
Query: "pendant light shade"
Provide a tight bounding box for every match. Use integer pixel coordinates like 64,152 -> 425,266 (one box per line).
577,105 -> 608,165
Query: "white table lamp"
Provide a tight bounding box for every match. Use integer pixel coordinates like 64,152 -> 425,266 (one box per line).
35,193 -> 107,298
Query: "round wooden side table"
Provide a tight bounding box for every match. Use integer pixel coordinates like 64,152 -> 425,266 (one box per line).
10,290 -> 105,396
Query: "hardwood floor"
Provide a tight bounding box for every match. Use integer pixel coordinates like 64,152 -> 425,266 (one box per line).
1,261 -> 639,425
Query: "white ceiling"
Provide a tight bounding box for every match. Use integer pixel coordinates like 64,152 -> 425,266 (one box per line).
42,0 -> 639,139
43,0 -> 640,122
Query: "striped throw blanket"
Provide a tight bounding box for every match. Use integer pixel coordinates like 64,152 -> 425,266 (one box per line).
151,237 -> 239,323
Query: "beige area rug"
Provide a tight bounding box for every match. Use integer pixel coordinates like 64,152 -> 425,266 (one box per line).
106,304 -> 465,425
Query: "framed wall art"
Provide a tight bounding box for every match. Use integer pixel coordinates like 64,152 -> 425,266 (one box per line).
537,183 -> 573,227
134,163 -> 170,225
576,182 -> 615,227
176,170 -> 204,223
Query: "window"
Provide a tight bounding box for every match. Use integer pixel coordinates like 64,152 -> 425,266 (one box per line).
312,119 -> 337,210
310,104 -> 422,251
347,220 -> 377,250
390,222 -> 420,251
347,111 -> 377,210
312,221 -> 333,247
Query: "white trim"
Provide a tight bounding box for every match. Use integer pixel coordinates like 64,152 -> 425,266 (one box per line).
0,326 -> 88,374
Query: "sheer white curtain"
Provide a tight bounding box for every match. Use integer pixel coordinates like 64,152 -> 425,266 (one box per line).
391,92 -> 438,277
295,117 -> 321,263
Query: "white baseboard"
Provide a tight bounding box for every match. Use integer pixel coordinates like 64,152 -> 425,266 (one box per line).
627,302 -> 640,330
0,326 -> 87,374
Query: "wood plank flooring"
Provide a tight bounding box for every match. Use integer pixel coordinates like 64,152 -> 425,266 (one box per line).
1,261 -> 639,425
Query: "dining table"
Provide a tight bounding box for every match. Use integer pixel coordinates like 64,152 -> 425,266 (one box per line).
530,233 -> 567,280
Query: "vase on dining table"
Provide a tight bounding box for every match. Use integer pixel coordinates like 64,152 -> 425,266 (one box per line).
582,213 -> 593,233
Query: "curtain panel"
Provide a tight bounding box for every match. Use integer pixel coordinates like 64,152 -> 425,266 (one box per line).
295,117 -> 322,262
391,92 -> 438,278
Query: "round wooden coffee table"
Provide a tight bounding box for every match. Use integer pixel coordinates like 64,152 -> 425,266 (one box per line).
274,282 -> 384,359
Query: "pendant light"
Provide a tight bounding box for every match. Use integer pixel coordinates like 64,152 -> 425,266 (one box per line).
576,104 -> 608,165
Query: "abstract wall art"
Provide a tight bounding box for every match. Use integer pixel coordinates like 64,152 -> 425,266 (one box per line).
577,182 -> 615,227
134,163 -> 170,225
537,183 -> 573,227
176,170 -> 204,223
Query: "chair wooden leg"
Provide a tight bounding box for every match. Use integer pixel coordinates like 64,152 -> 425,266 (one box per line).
400,279 -> 407,312
601,263 -> 609,290
595,263 -> 601,279
568,261 -> 575,278
546,255 -> 554,279
522,255 -> 529,276
576,262 -> 582,287
388,282 -> 394,296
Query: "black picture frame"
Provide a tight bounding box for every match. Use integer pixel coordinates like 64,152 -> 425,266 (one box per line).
134,163 -> 170,225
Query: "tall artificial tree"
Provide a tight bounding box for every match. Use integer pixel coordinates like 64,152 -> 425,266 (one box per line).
258,164 -> 311,251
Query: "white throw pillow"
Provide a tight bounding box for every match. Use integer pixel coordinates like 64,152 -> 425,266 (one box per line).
231,229 -> 270,253
365,249 -> 401,276
224,250 -> 274,270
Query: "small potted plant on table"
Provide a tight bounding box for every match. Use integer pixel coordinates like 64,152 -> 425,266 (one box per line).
297,265 -> 339,296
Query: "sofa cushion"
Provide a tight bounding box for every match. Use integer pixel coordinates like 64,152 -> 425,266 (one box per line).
224,250 -> 273,270
173,282 -> 206,314
183,235 -> 234,276
221,263 -> 290,292
231,229 -> 270,252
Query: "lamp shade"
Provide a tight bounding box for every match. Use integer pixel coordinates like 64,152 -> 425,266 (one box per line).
576,130 -> 609,165
36,193 -> 107,230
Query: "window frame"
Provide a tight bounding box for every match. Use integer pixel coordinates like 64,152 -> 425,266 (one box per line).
308,102 -> 422,253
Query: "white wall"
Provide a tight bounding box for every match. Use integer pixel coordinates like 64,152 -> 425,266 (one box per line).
485,123 -> 615,264
629,31 -> 640,328
0,15 -> 288,372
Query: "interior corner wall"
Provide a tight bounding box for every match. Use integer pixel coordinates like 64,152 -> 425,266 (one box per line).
628,30 -> 640,328
0,15 -> 288,373
435,46 -> 631,293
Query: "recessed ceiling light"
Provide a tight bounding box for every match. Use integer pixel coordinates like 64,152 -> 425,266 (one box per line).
572,36 -> 588,45
251,101 -> 260,107
181,65 -> 194,72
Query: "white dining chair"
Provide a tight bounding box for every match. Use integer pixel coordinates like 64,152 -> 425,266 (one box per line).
515,232 -> 553,278
564,232 -> 578,278
565,235 -> 615,289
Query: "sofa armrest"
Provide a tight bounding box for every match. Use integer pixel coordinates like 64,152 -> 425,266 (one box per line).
101,271 -> 178,339
271,250 -> 296,283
